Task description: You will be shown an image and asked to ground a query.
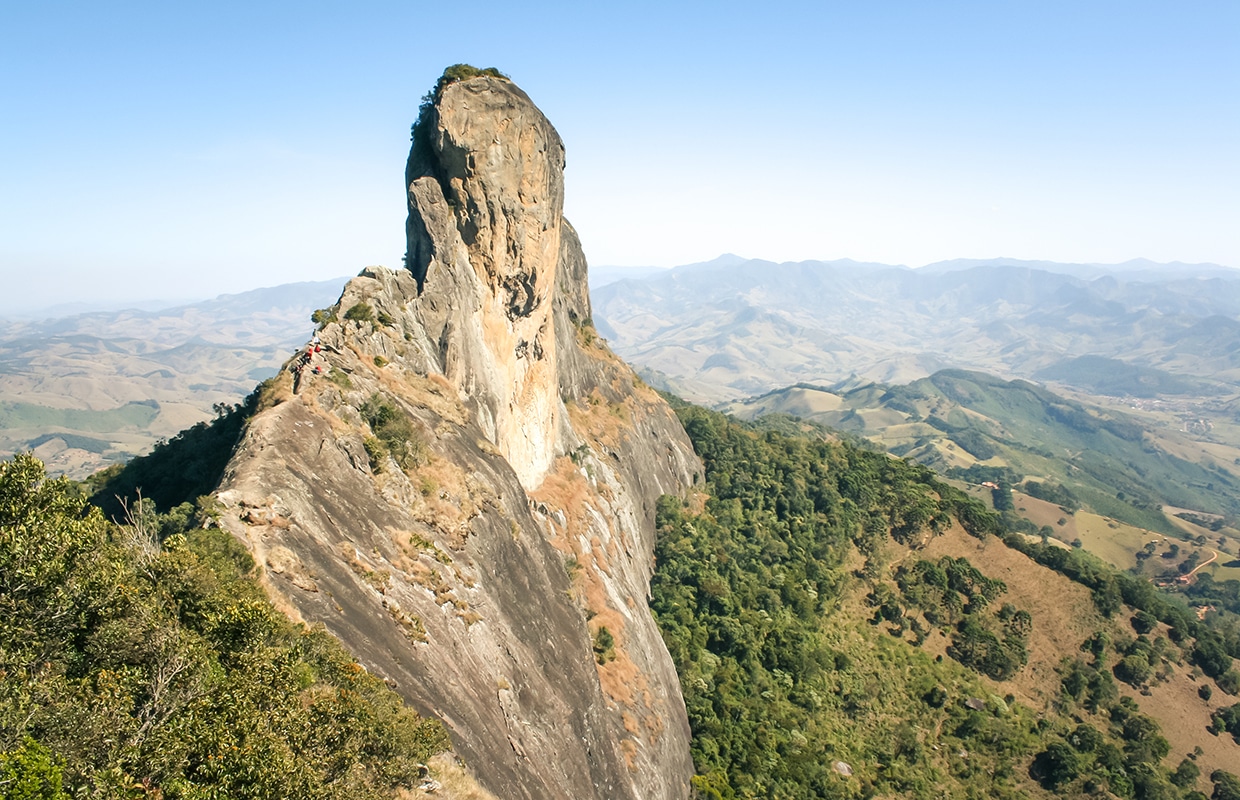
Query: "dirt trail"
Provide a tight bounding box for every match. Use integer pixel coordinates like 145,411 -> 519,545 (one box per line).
1184,549 -> 1218,580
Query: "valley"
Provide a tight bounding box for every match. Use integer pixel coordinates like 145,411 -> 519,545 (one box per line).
0,280 -> 342,477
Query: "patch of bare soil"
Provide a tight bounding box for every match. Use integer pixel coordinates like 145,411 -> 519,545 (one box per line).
1011,490 -> 1079,541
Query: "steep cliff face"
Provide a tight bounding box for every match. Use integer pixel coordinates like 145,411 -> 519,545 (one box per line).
214,73 -> 701,800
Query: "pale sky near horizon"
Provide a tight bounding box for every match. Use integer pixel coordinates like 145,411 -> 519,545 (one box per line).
2,1 -> 1237,312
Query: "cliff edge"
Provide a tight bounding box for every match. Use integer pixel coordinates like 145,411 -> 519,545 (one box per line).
214,70 -> 701,800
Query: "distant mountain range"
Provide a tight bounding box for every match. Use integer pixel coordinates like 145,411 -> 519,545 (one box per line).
10,254 -> 1240,478
590,255 -> 1240,401
0,278 -> 344,477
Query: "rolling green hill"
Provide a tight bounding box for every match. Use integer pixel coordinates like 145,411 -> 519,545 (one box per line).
726,370 -> 1240,539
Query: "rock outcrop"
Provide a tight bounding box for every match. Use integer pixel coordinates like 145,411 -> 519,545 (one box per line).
214,72 -> 700,800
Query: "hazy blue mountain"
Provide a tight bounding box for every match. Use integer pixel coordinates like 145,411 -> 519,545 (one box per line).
590,255 -> 1240,401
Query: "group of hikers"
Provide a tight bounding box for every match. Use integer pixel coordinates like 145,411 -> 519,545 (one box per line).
292,335 -> 334,391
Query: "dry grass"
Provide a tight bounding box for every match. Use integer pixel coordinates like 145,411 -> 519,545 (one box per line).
339,541 -> 392,591
389,372 -> 469,427
383,599 -> 427,642
566,389 -> 632,450
255,371 -> 294,411
1073,511 -> 1154,571
913,524 -> 1240,779
1117,668 -> 1240,780
406,453 -> 493,550
398,754 -> 498,800
529,457 -> 593,553
529,456 -> 663,750
1010,490 -> 1078,541
920,523 -> 1104,711
302,389 -> 359,439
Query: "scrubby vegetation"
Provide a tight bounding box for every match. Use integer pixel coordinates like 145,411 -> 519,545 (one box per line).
360,393 -> 425,471
653,405 -> 1236,799
344,301 -> 375,323
428,64 -> 508,102
408,64 -> 510,182
0,453 -> 448,798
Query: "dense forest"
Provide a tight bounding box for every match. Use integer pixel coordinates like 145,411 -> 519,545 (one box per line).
0,453 -> 447,798
651,404 -> 1240,800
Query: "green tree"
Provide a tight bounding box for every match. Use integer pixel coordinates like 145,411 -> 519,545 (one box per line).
1172,758 -> 1201,789
1115,654 -> 1153,687
344,301 -> 375,322
0,739 -> 70,800
1132,610 -> 1158,634
1033,741 -> 1081,790
1213,770 -> 1240,800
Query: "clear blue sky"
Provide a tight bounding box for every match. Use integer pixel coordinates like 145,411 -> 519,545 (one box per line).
2,1 -> 1237,310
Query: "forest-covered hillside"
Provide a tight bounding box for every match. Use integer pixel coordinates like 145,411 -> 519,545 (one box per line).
0,454 -> 447,798
652,405 -> 1240,799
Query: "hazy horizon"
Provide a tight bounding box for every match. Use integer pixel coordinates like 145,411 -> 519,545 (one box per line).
7,253 -> 1238,320
4,1 -> 1237,309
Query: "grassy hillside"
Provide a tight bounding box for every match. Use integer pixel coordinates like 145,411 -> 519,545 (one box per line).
653,405 -> 1240,799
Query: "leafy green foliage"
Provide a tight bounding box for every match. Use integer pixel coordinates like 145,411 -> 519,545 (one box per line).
1,454 -> 448,798
1022,479 -> 1081,512
344,302 -> 375,323
1211,703 -> 1240,742
1213,770 -> 1240,800
0,739 -> 69,800
592,626 -> 616,664
430,64 -> 508,100
651,408 -> 1033,797
893,558 -> 1030,679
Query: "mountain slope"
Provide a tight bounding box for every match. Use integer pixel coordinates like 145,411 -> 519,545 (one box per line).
653,407 -> 1240,798
726,370 -> 1240,530
206,71 -> 700,800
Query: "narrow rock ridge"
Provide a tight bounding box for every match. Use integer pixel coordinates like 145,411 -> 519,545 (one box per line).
214,73 -> 701,800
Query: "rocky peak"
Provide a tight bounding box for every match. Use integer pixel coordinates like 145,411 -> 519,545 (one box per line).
214,69 -> 700,800
406,73 -> 567,490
